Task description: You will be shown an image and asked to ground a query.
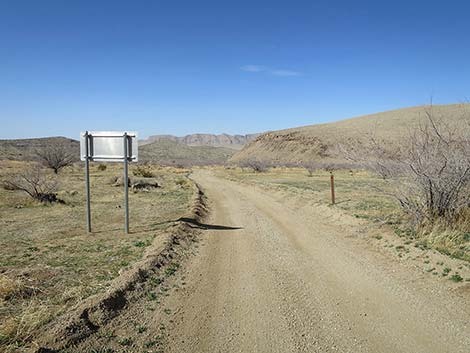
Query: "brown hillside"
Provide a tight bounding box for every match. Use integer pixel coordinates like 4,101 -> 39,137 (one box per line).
230,104 -> 469,165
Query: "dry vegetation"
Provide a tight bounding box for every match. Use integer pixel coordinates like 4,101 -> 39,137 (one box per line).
339,106 -> 470,254
36,144 -> 76,174
0,161 -> 194,350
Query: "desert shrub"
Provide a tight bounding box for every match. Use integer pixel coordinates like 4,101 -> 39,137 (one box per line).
1,165 -> 61,203
287,161 -> 354,173
278,161 -> 302,168
36,144 -> 75,174
0,275 -> 23,301
341,105 -> 470,229
301,161 -> 318,176
239,159 -> 269,172
97,164 -> 107,171
175,178 -> 190,188
133,164 -> 154,178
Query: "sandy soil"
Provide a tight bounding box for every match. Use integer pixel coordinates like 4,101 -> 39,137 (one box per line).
70,169 -> 469,353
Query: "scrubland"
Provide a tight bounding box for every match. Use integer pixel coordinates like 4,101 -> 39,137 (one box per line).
0,161 -> 194,350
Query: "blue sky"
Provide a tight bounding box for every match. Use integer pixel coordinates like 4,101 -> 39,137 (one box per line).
1,0 -> 469,139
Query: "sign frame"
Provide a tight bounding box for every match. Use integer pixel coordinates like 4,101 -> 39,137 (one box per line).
81,131 -> 138,234
80,131 -> 138,162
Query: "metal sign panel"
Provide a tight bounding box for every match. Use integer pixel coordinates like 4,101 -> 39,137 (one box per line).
80,131 -> 138,162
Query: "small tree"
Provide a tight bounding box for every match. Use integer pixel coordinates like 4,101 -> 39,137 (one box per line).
239,159 -> 268,172
2,164 -> 59,203
37,144 -> 75,174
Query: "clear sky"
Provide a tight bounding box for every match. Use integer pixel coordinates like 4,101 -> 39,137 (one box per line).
1,0 -> 469,139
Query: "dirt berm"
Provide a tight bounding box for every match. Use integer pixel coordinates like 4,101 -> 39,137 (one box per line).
32,182 -> 207,353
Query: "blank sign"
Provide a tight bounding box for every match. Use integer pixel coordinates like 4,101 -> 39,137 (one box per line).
80,131 -> 138,162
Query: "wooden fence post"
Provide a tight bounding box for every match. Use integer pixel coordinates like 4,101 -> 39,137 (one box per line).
330,172 -> 335,205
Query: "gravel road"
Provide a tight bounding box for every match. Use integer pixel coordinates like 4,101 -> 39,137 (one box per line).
163,169 -> 469,353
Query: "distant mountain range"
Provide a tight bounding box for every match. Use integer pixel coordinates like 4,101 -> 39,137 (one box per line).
140,133 -> 260,150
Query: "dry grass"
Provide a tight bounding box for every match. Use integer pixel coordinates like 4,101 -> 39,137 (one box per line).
219,166 -> 469,262
231,104 -> 469,165
0,161 -> 194,349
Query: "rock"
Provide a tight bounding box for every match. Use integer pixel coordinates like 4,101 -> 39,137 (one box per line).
111,176 -> 131,187
131,179 -> 160,191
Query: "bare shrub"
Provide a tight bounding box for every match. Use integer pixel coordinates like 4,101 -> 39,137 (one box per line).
239,159 -> 269,172
2,165 -> 60,203
301,161 -> 319,176
37,144 -> 75,174
299,161 -> 355,175
338,136 -> 402,179
341,105 -> 470,228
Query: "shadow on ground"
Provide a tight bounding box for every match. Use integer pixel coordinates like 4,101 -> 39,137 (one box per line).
176,217 -> 243,230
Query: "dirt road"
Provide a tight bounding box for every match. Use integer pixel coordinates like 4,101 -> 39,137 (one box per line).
163,169 -> 469,353
71,169 -> 469,353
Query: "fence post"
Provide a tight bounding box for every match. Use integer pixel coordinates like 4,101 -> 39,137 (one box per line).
330,172 -> 335,205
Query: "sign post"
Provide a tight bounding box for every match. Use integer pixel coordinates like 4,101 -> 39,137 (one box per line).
84,131 -> 92,232
80,131 -> 138,234
123,132 -> 130,234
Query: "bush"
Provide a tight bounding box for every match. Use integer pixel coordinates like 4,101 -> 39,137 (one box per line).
1,165 -> 61,203
301,161 -> 319,176
133,165 -> 154,178
341,105 -> 470,229
175,178 -> 189,188
97,164 -> 107,171
239,160 -> 269,172
36,144 -> 75,174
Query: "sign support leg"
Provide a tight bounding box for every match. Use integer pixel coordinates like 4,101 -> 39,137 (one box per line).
85,132 -> 92,233
123,133 -> 130,234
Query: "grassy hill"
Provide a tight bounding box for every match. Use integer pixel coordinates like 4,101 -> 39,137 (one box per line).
230,104 -> 469,165
140,139 -> 235,165
0,137 -> 79,161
